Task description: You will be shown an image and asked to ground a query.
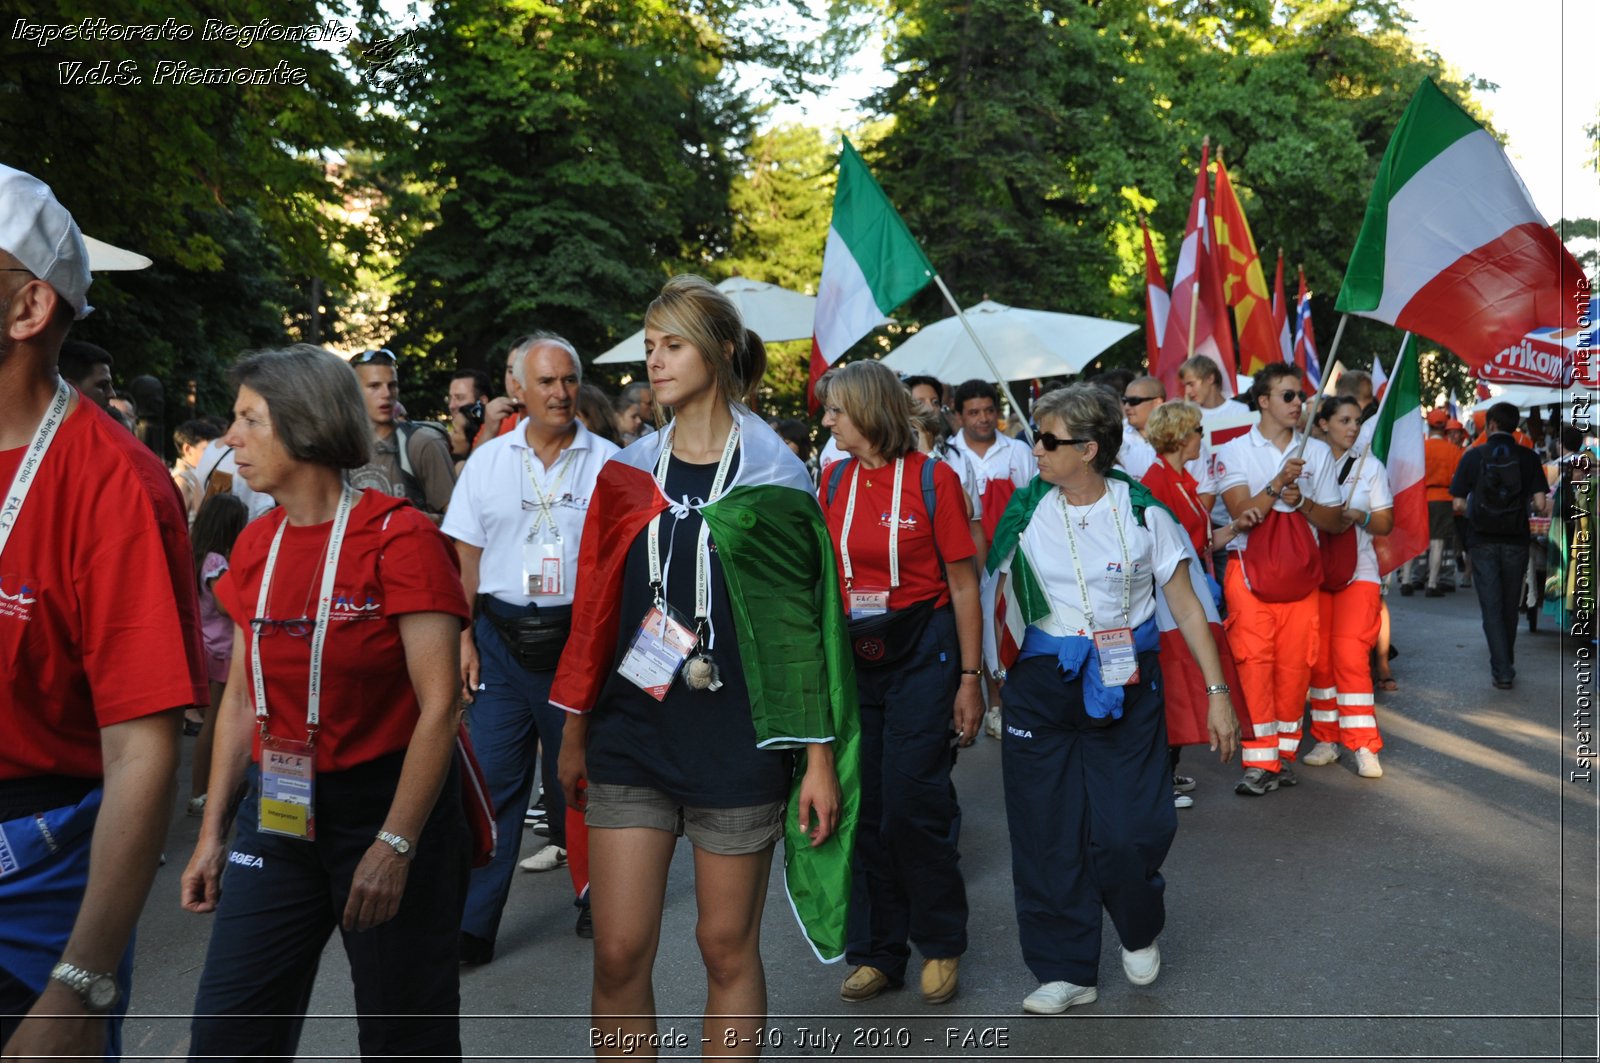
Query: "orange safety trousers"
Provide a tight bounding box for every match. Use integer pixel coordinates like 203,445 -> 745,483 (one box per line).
1307,582 -> 1383,752
1224,562 -> 1320,772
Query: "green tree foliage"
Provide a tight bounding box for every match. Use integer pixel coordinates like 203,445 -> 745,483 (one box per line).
0,0 -> 393,421
860,0 -> 1492,378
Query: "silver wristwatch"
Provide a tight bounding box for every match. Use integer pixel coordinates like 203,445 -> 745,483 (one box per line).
50,962 -> 120,1013
376,830 -> 414,859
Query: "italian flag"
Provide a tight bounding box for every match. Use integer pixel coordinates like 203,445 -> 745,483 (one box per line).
809,137 -> 934,408
1336,78 -> 1586,383
1368,333 -> 1427,576
550,412 -> 861,962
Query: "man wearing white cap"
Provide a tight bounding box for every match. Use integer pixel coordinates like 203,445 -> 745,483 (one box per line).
0,164 -> 206,1058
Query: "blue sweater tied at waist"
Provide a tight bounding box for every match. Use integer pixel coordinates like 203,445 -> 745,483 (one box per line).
1018,617 -> 1160,720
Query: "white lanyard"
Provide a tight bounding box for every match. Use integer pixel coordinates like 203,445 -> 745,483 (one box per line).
250,486 -> 357,739
646,421 -> 740,638
840,457 -> 904,589
1057,484 -> 1132,631
520,446 -> 579,542
0,377 -> 72,561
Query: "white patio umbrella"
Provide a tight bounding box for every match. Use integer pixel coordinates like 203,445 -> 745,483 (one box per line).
82,235 -> 152,271
879,299 -> 1137,382
594,276 -> 887,364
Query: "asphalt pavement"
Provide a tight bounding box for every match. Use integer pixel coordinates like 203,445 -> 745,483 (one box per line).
118,582 -> 1598,1062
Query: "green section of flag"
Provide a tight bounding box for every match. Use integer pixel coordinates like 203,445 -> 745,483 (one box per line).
834,137 -> 935,313
1369,333 -> 1420,461
1336,79 -> 1483,313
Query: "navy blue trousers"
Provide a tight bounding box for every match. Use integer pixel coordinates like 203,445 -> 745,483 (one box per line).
1001,650 -> 1176,987
846,608 -> 967,982
189,753 -> 468,1063
462,604 -> 574,945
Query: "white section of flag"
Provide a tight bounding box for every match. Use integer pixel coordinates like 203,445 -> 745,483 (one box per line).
812,226 -> 887,367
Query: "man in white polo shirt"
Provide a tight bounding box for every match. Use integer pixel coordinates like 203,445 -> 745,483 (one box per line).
948,378 -> 1037,545
1116,375 -> 1164,479
1214,364 -> 1348,796
443,332 -> 618,960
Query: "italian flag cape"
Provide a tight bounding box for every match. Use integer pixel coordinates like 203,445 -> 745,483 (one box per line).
549,410 -> 860,962
1367,334 -> 1428,576
1336,78 -> 1585,384
980,472 -> 1249,745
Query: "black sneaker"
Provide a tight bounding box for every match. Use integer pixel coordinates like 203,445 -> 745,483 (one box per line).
575,907 -> 593,939
460,932 -> 494,966
1424,587 -> 1444,598
1399,583 -> 1415,596
1234,768 -> 1280,796
1172,774 -> 1197,793
1276,765 -> 1300,787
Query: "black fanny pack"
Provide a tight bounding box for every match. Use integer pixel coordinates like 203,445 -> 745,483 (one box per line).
848,598 -> 937,670
479,597 -> 572,673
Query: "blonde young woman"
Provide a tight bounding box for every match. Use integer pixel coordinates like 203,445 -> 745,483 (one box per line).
552,275 -> 857,1058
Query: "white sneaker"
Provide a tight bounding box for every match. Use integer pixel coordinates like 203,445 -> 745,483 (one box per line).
1173,792 -> 1194,809
984,705 -> 1003,740
1355,748 -> 1383,779
1121,943 -> 1160,986
519,845 -> 567,872
1022,980 -> 1097,1014
1301,741 -> 1340,766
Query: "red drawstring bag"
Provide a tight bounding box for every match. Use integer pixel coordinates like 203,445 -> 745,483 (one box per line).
1318,526 -> 1359,591
1239,508 -> 1323,602
456,726 -> 497,868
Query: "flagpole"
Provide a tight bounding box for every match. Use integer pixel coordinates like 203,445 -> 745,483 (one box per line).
1344,332 -> 1412,499
931,274 -> 1034,443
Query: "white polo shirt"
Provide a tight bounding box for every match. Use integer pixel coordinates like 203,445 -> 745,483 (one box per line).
1214,425 -> 1341,551
442,418 -> 619,606
950,431 -> 1036,494
1117,423 -> 1157,479
1334,447 -> 1393,585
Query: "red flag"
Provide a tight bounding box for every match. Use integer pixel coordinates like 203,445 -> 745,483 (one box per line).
1212,158 -> 1281,376
1140,215 -> 1170,376
1271,249 -> 1292,362
1157,139 -> 1237,397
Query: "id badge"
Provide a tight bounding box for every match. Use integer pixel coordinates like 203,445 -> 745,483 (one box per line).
523,541 -> 564,597
1092,627 -> 1141,687
848,586 -> 890,620
617,604 -> 698,702
258,733 -> 316,840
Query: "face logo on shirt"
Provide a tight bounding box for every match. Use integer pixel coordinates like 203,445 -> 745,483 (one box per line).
1209,457 -> 1226,477
331,591 -> 383,621
0,575 -> 38,622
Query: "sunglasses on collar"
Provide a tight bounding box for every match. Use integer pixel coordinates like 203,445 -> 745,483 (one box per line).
351,348 -> 397,366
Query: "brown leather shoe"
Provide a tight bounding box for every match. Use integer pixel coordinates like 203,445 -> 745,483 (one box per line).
921,956 -> 959,1004
840,965 -> 890,1002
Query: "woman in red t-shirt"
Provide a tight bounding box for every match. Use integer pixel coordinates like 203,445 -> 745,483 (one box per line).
1139,401 -> 1257,564
178,345 -> 470,1060
817,360 -> 983,1007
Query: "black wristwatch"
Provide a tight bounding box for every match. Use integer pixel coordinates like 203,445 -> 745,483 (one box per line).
50,962 -> 120,1013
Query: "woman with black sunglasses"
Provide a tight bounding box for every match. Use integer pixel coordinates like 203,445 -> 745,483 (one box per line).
179,345 -> 472,1061
983,384 -> 1239,1015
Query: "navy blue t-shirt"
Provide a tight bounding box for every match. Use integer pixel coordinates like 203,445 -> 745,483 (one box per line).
586,452 -> 791,807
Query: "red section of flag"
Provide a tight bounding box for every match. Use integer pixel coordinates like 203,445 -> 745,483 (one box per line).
1141,215 -> 1169,376
1157,141 -> 1237,397
1212,159 -> 1281,376
807,340 -> 829,413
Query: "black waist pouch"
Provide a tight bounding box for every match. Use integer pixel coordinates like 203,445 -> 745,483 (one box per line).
848,598 -> 937,670
480,597 -> 572,673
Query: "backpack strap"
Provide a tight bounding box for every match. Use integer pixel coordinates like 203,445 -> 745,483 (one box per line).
825,458 -> 852,506
921,455 -> 944,571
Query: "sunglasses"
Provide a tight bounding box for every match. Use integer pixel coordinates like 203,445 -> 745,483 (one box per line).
351,348 -> 397,366
1036,431 -> 1092,452
1121,395 -> 1158,407
251,617 -> 317,638
1276,389 -> 1305,404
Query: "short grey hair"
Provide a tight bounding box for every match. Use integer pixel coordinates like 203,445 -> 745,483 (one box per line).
1032,384 -> 1123,474
620,379 -> 653,404
510,331 -> 581,388
232,345 -> 372,470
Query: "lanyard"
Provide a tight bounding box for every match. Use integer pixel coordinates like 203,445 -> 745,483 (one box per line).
520,445 -> 579,542
0,377 -> 72,561
646,421 -> 740,641
840,457 -> 904,589
251,486 -> 357,741
1057,484 -> 1132,632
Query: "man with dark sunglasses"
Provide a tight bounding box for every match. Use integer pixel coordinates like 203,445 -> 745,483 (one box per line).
1117,376 -> 1164,479
348,348 -> 457,523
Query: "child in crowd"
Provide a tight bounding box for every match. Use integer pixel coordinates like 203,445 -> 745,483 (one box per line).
186,491 -> 249,816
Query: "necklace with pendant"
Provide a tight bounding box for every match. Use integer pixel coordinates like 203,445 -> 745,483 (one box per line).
1069,493 -> 1103,529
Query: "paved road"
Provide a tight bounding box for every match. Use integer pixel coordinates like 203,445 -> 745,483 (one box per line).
118,585 -> 1597,1062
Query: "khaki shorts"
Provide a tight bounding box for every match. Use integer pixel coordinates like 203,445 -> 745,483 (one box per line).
584,782 -> 784,856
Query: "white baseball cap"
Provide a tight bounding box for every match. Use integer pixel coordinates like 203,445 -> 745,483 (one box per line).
0,164 -> 92,319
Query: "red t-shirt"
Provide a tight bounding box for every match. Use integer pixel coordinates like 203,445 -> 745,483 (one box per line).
820,452 -> 976,610
1141,458 -> 1210,560
1,396 -> 206,780
214,490 -> 469,773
